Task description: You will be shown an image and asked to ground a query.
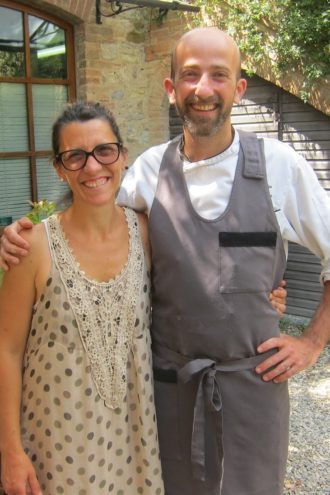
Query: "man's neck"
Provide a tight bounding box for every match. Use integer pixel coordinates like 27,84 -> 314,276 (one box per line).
182,125 -> 234,162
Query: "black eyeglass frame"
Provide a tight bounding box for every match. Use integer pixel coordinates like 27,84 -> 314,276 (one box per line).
55,142 -> 124,171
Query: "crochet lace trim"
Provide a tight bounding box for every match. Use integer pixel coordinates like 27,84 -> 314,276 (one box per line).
47,208 -> 144,409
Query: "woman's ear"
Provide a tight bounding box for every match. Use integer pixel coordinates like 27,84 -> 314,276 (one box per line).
121,147 -> 129,172
53,160 -> 66,182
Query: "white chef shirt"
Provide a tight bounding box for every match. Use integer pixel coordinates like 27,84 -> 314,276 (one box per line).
117,130 -> 330,282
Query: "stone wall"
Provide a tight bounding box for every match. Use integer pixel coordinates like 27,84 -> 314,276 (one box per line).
85,10 -> 193,160
73,6 -> 197,161
76,10 -> 153,160
142,13 -> 189,151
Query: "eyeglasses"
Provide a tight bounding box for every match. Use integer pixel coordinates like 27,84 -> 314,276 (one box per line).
56,142 -> 123,171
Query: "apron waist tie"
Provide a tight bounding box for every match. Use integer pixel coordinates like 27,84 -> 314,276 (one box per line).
152,343 -> 276,481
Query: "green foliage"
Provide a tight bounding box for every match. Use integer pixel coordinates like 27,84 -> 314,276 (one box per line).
0,200 -> 57,287
0,50 -> 25,77
26,200 -> 57,225
193,0 -> 330,100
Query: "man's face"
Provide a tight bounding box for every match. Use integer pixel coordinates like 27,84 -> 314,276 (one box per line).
165,31 -> 246,137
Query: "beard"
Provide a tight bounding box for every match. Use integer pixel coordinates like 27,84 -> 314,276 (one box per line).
176,96 -> 231,137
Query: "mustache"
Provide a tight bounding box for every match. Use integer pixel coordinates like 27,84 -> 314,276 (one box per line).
184,95 -> 222,105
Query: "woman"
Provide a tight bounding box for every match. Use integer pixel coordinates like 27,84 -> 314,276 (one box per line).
0,102 -> 164,495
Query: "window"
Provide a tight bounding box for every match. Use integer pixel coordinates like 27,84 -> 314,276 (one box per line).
0,1 -> 75,221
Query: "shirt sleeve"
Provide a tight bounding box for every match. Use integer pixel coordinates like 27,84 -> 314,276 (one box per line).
117,161 -> 148,213
117,143 -> 167,215
264,139 -> 330,283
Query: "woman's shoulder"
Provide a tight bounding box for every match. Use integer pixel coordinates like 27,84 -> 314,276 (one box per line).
14,222 -> 50,273
123,206 -> 147,226
134,210 -> 148,226
1,221 -> 49,286
129,209 -> 150,266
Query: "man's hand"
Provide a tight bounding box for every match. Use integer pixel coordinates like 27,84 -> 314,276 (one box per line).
258,281 -> 330,383
255,333 -> 321,383
0,218 -> 33,270
269,280 -> 287,316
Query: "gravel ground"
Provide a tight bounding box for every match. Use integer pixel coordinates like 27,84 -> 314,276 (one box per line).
282,319 -> 330,495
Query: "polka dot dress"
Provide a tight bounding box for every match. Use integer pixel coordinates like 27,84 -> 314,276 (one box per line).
20,213 -> 164,495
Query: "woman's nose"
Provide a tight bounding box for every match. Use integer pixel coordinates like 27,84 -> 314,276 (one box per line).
84,153 -> 103,172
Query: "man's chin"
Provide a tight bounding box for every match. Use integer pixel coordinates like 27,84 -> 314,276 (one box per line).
184,118 -> 224,137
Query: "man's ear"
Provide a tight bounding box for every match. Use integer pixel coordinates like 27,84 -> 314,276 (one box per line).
234,77 -> 247,104
164,77 -> 176,105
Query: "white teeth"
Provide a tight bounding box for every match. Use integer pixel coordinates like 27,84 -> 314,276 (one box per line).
84,177 -> 108,188
192,104 -> 216,111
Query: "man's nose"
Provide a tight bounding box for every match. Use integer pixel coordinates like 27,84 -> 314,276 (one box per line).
194,73 -> 214,98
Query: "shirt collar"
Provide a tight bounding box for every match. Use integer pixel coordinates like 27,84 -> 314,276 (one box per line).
179,129 -> 240,171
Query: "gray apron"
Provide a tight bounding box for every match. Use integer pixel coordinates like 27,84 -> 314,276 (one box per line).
148,131 -> 289,495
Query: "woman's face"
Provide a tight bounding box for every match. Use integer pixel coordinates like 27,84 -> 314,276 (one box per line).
55,118 -> 127,208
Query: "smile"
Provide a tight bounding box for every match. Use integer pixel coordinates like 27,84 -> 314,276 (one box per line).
190,103 -> 217,111
83,177 -> 110,188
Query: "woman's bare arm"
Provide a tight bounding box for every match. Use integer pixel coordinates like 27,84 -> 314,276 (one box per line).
0,226 -> 46,495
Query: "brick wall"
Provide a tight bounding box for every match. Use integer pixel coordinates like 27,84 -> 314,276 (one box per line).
13,0 -> 93,22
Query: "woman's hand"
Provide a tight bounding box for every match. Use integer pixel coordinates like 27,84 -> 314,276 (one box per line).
1,448 -> 42,495
269,280 -> 287,316
0,218 -> 33,270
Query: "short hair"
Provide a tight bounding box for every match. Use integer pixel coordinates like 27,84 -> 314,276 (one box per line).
52,101 -> 123,157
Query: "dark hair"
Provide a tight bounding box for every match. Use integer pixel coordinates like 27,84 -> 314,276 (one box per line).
52,101 -> 124,157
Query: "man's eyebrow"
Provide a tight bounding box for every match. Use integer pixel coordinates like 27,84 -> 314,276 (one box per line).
179,64 -> 199,71
209,65 -> 230,72
180,64 -> 230,72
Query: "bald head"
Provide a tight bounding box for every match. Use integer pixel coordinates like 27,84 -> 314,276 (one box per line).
164,26 -> 247,141
171,27 -> 242,81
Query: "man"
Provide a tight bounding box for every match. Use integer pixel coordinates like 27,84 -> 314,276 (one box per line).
1,27 -> 329,495
116,27 -> 330,494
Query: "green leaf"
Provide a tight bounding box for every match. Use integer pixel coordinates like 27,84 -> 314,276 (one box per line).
0,199 -> 57,288
26,200 -> 57,225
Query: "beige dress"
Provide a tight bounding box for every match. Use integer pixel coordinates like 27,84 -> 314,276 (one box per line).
20,208 -> 164,495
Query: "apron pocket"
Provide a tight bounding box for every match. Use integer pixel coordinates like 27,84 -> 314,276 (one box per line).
219,231 -> 277,293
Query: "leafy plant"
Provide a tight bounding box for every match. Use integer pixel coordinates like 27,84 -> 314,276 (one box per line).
192,0 -> 330,101
0,200 -> 56,286
26,199 -> 57,224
